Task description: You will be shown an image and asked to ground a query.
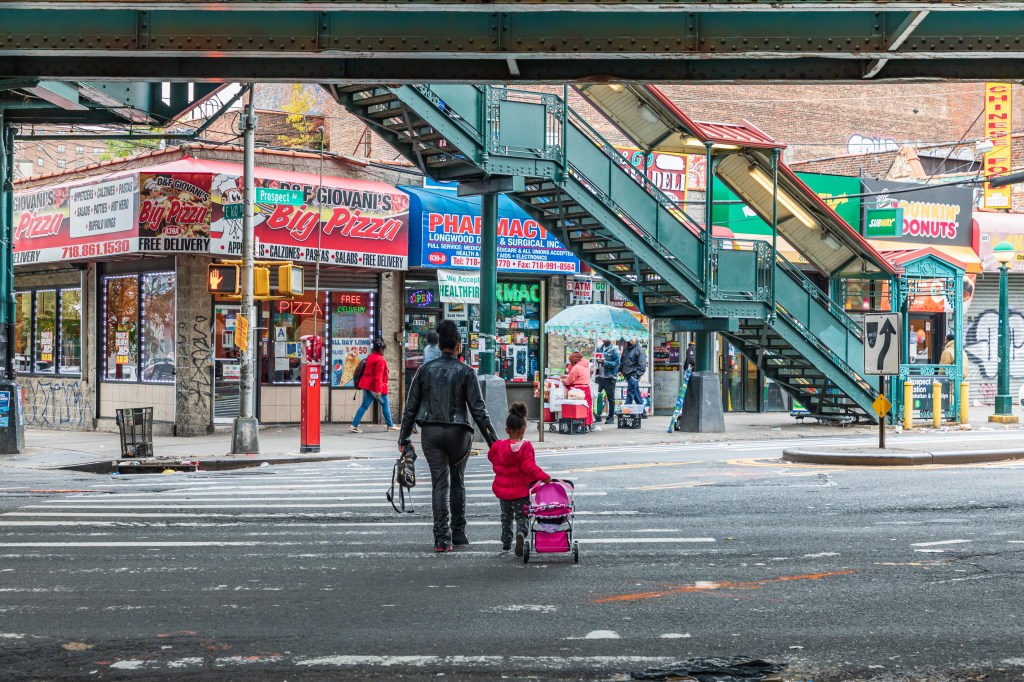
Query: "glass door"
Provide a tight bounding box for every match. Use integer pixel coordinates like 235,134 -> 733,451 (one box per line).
213,303 -> 241,422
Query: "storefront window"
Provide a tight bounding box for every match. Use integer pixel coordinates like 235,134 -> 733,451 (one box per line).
14,292 -> 31,373
59,289 -> 82,375
103,275 -> 140,381
495,280 -> 541,383
403,279 -> 542,384
33,290 -> 57,374
14,288 -> 82,376
266,292 -> 328,384
329,291 -> 375,387
141,273 -> 176,383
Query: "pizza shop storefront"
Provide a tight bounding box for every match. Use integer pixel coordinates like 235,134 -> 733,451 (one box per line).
12,156 -> 409,434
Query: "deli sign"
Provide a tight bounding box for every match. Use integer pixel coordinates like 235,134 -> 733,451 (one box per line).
861,179 -> 973,247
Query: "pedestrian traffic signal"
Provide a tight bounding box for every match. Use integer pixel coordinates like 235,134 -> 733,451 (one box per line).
208,264 -> 240,295
254,266 -> 270,298
276,263 -> 305,296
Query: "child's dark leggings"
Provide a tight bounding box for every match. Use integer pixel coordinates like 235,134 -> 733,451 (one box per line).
499,497 -> 529,547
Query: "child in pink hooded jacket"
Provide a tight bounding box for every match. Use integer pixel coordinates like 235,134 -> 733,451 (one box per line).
488,401 -> 550,557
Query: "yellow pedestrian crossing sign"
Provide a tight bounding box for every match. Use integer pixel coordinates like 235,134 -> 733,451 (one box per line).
873,394 -> 892,418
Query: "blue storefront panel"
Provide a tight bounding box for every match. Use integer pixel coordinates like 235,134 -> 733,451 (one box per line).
402,186 -> 579,274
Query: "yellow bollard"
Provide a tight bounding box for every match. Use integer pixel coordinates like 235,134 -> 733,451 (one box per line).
932,380 -> 942,428
960,382 -> 970,424
903,381 -> 914,430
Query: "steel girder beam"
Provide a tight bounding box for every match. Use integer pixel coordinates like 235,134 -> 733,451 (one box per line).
6,56 -> 1024,83
2,1 -> 1022,9
0,8 -> 1023,83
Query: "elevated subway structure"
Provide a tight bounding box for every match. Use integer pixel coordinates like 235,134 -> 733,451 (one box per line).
331,84 -> 899,422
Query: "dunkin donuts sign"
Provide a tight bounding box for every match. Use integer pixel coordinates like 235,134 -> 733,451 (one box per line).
861,179 -> 973,247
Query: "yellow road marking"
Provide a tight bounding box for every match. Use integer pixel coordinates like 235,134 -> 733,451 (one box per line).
567,461 -> 698,473
726,457 -> 1024,471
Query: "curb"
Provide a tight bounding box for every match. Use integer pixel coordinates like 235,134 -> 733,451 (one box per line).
782,448 -> 1024,466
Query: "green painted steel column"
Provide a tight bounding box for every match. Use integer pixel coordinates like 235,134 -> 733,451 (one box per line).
0,115 -> 11,377
479,192 -> 498,375
698,142 -> 715,374
770,147 -> 779,321
995,261 -> 1013,415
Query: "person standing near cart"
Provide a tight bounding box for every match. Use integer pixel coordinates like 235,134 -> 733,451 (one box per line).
620,337 -> 647,417
595,338 -> 620,425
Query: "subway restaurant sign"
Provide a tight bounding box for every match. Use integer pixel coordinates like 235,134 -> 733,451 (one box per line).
437,269 -> 541,304
865,207 -> 903,238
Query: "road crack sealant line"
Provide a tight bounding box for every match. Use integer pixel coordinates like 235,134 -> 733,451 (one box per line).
593,570 -> 857,604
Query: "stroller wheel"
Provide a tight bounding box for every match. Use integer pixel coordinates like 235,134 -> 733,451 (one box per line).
573,541 -> 579,563
523,541 -> 531,564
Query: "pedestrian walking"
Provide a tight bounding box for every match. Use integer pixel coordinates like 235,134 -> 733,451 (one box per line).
399,320 -> 498,553
563,351 -> 595,429
684,339 -> 697,373
422,330 -> 441,364
595,338 -> 620,424
620,337 -> 647,416
350,337 -> 398,433
488,401 -> 551,557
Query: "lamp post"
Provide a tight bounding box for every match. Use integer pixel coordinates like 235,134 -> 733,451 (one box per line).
990,240 -> 1018,423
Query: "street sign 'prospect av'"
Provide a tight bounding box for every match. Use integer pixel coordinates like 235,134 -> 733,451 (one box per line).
255,187 -> 304,206
863,312 -> 901,376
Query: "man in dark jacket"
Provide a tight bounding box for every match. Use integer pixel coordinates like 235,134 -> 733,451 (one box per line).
595,338 -> 620,424
399,320 -> 498,553
620,337 -> 647,415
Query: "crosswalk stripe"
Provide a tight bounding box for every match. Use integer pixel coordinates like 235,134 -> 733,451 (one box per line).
16,499 -> 495,503
0,510 -> 636,518
41,492 -> 607,503
0,537 -> 713,547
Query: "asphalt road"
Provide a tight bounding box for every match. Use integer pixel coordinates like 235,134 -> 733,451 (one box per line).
2,431 -> 1024,681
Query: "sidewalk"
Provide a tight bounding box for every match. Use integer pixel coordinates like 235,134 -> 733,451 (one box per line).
2,405 -> 1021,471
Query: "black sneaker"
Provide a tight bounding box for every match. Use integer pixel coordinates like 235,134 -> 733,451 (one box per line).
501,543 -> 512,552
605,418 -> 615,425
514,531 -> 527,557
452,531 -> 469,546
434,543 -> 453,553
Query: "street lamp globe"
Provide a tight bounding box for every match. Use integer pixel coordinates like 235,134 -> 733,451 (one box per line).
993,240 -> 1016,265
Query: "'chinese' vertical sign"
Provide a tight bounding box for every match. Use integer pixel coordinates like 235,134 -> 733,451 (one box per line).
984,82 -> 1013,210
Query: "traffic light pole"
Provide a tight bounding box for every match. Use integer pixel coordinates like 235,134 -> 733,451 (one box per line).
231,84 -> 261,454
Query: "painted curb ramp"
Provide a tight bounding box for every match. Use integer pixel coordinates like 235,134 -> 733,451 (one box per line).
782,448 -> 1024,466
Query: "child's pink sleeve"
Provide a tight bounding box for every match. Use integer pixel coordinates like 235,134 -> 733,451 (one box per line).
518,442 -> 549,481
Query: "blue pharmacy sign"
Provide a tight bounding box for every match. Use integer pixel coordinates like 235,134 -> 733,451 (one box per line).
401,186 -> 579,274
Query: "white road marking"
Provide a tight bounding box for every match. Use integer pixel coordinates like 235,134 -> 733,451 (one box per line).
0,536 -> 711,547
18,499 -> 497,503
659,633 -> 691,639
910,539 -> 970,547
39,492 -> 607,502
804,552 -> 840,558
568,631 -> 621,640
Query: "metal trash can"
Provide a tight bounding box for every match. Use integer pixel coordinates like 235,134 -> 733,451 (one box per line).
115,407 -> 153,458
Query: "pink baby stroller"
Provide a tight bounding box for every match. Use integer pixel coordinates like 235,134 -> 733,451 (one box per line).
523,479 -> 579,564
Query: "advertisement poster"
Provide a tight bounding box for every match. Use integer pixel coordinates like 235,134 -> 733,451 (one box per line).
331,338 -> 372,387
13,176 -> 137,264
615,146 -> 689,203
567,277 -> 594,304
138,172 -> 212,253
209,167 -> 410,270
712,173 -> 862,235
437,269 -> 482,303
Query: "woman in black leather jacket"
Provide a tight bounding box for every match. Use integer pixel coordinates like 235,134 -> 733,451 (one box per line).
399,320 -> 498,553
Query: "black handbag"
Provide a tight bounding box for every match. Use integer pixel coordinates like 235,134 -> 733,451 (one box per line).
387,443 -> 417,513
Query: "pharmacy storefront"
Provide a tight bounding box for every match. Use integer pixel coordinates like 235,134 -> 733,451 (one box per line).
401,186 -> 579,411
13,156 -> 409,434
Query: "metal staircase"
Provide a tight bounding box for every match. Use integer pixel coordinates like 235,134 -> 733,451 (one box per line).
329,84 -> 878,422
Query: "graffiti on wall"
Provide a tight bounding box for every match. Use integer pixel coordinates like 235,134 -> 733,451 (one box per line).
177,314 -> 212,408
23,378 -> 87,429
964,307 -> 1024,385
847,134 -> 898,155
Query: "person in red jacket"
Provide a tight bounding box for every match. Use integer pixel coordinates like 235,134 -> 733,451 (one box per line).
488,401 -> 551,556
350,337 -> 398,433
